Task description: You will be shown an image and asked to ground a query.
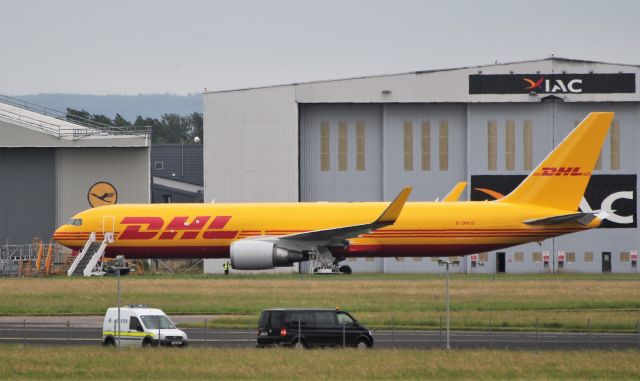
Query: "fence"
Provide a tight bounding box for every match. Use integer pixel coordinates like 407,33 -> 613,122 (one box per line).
1,317 -> 638,350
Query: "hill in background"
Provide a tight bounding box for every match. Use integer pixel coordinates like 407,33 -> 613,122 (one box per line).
13,93 -> 202,121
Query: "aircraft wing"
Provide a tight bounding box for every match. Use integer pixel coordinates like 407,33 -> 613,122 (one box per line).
524,211 -> 609,226
277,187 -> 412,248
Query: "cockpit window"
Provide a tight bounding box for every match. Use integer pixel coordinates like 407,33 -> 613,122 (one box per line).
67,218 -> 83,226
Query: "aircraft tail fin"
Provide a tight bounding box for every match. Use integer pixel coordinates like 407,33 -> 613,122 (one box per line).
498,112 -> 614,211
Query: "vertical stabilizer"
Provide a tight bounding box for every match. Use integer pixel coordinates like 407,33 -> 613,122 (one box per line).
498,112 -> 614,211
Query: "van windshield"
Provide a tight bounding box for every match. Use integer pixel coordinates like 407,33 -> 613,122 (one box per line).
140,315 -> 175,329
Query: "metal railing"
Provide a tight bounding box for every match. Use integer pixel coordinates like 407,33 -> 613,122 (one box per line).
0,94 -> 151,139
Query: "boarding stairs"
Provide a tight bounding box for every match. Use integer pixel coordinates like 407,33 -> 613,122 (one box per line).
67,232 -> 114,276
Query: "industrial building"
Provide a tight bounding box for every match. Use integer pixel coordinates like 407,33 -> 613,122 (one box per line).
203,57 -> 639,274
151,144 -> 203,204
0,96 -> 150,272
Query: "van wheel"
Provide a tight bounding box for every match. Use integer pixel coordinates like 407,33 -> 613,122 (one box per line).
293,339 -> 306,349
142,337 -> 153,347
356,338 -> 369,349
103,337 -> 115,346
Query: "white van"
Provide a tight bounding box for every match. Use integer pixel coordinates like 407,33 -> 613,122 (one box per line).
102,305 -> 188,347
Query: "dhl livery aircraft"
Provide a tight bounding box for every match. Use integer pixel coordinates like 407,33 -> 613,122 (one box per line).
54,112 -> 613,271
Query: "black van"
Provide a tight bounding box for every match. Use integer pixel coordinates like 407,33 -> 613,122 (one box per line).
257,308 -> 373,349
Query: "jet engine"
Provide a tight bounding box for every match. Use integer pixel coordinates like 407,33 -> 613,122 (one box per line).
229,240 -> 304,270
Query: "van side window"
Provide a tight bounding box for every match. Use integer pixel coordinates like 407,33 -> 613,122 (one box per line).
269,311 -> 283,329
129,316 -> 143,332
287,311 -> 314,326
258,311 -> 270,328
337,312 -> 355,326
314,311 -> 337,327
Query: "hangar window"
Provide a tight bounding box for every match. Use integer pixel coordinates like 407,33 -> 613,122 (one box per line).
620,251 -> 630,262
514,252 -> 524,262
338,122 -> 348,171
566,252 -> 576,262
320,122 -> 330,171
403,121 -> 413,171
356,121 -> 365,171
610,120 -> 620,170
421,121 -> 431,171
348,257 -> 357,262
523,120 -> 533,170
439,121 -> 448,171
487,121 -> 497,170
531,252 -> 542,263
579,120 -> 602,170
478,252 -> 489,263
413,257 -> 422,262
584,252 -> 594,262
505,120 -> 515,171
154,161 -> 164,170
365,257 -> 374,262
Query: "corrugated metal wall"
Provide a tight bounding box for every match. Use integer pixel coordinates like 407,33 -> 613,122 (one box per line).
0,148 -> 56,244
299,104 -> 383,201
382,104 -> 467,201
55,147 -> 150,227
203,86 -> 298,203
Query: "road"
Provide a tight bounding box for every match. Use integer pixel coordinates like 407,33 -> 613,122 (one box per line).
0,316 -> 638,349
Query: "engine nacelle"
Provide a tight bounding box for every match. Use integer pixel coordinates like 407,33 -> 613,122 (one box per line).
229,240 -> 304,270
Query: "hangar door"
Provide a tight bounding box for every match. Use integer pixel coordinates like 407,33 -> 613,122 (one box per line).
0,148 -> 56,245
299,104 -> 383,202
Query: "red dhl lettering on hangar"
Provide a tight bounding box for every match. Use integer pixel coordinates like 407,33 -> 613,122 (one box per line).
118,216 -> 238,240
533,167 -> 590,177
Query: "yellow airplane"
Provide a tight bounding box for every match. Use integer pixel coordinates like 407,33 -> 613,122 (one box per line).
54,112 -> 613,271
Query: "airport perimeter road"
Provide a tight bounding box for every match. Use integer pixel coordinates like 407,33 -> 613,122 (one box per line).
0,316 -> 638,349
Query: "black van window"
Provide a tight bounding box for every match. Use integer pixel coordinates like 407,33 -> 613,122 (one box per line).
314,311 -> 337,327
269,311 -> 283,329
258,311 -> 270,329
129,316 -> 143,332
287,311 -> 314,326
337,311 -> 355,326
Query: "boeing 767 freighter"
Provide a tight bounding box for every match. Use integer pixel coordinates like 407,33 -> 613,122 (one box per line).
54,112 -> 613,273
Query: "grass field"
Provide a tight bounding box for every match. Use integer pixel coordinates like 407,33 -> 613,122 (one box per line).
0,345 -> 638,380
1,274 -> 639,332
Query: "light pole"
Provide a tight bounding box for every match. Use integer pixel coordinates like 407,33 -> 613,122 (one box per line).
438,258 -> 459,350
114,255 -> 128,348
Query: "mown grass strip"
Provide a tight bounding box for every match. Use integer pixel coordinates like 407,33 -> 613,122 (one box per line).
1,275 -> 638,332
0,345 -> 638,380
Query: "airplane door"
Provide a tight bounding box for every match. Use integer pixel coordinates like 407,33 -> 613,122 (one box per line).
602,252 -> 612,273
102,216 -> 115,234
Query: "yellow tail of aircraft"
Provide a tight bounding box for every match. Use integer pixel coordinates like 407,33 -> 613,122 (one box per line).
54,112 -> 614,273
499,112 -> 613,210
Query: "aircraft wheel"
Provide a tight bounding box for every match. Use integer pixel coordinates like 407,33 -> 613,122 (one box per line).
339,265 -> 352,275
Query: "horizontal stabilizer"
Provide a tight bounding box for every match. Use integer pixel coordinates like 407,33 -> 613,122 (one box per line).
524,211 -> 608,226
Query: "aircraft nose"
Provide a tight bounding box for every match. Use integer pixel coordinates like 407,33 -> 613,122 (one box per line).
53,225 -> 68,242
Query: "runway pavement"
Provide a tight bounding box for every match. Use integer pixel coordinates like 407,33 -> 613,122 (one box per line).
0,316 -> 638,350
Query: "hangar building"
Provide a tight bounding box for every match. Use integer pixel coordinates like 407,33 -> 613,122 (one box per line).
203,57 -> 639,274
0,96 -> 150,258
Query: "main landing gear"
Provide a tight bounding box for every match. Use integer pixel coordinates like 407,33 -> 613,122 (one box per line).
308,246 -> 352,275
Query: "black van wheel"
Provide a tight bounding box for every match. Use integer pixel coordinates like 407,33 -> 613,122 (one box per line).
293,338 -> 307,349
103,337 -> 115,346
356,338 -> 369,349
142,337 -> 153,347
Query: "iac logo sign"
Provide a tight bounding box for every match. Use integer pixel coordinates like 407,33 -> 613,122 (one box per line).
580,192 -> 634,225
523,76 -> 583,93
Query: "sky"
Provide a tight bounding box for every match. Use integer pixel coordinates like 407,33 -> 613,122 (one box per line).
1,0 -> 639,95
